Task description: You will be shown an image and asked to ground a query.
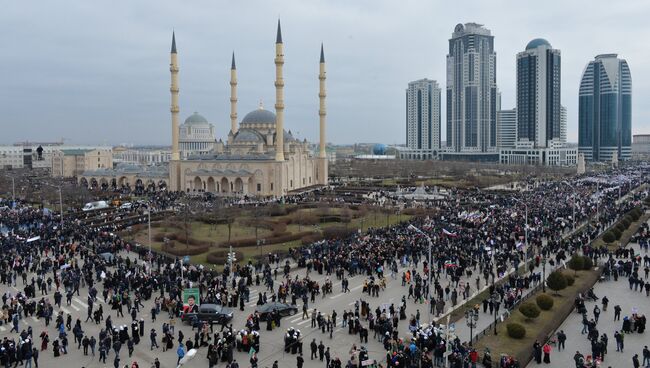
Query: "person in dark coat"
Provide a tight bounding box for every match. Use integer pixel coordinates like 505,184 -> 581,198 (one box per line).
533,340 -> 542,364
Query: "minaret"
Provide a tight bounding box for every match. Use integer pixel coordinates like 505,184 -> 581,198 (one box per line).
274,19 -> 285,161
170,32 -> 180,161
318,43 -> 326,159
229,52 -> 238,134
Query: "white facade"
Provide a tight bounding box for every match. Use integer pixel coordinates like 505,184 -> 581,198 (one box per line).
406,79 -> 441,158
497,109 -> 517,149
499,147 -> 577,166
178,112 -> 217,158
113,148 -> 171,165
0,144 -> 110,170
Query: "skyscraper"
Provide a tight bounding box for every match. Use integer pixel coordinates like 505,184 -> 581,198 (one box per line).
516,39 -> 562,148
405,79 -> 441,159
444,23 -> 498,161
578,54 -> 632,161
499,39 -> 576,167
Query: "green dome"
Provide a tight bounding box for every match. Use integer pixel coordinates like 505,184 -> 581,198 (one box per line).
184,112 -> 208,125
526,38 -> 551,50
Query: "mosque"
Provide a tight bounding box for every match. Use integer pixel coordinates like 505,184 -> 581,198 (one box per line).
79,20 -> 328,197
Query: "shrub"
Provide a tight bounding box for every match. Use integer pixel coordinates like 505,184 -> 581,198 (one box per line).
582,257 -> 593,270
519,302 -> 541,320
621,218 -> 632,228
615,223 -> 626,233
602,231 -> 615,243
301,233 -> 323,245
611,228 -> 622,240
161,242 -> 209,256
536,294 -> 554,311
547,271 -> 568,295
507,323 -> 526,339
322,225 -> 356,240
565,274 -> 575,286
568,255 -> 585,272
206,250 -> 244,265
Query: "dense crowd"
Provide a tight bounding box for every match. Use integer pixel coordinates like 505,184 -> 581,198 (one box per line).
0,166 -> 648,368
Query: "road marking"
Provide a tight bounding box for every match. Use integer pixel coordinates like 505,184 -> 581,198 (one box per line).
329,293 -> 344,300
69,304 -> 80,311
60,307 -> 71,314
289,316 -> 304,323
296,319 -> 310,326
74,298 -> 88,308
348,302 -> 355,306
0,326 -> 5,331
351,284 -> 363,291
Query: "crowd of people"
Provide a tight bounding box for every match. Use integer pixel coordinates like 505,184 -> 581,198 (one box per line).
0,165 -> 648,368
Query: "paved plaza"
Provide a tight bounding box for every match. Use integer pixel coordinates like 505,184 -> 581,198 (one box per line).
527,232 -> 650,368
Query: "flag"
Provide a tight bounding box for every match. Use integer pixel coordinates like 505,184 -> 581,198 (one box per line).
442,229 -> 457,237
444,261 -> 457,269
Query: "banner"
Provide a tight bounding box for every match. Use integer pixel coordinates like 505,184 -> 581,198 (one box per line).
183,287 -> 200,309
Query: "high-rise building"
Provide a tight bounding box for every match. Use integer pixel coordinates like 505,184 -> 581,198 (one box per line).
443,23 -> 498,161
403,79 -> 441,160
499,39 -> 576,167
497,109 -> 517,149
516,39 -> 562,148
578,54 -> 632,161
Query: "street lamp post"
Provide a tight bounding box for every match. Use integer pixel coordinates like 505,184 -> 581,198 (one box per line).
408,224 -> 433,323
147,206 -> 152,275
562,181 -> 577,231
490,292 -> 499,335
542,257 -> 547,293
465,309 -> 479,346
513,198 -> 529,270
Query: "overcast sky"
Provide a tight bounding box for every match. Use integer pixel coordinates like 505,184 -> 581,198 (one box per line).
2,0 -> 649,146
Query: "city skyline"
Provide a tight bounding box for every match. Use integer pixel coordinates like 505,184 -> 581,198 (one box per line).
2,0 -> 649,146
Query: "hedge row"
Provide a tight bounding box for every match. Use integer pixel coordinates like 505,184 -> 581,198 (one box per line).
206,250 -> 244,265
603,207 -> 644,243
161,241 -> 209,256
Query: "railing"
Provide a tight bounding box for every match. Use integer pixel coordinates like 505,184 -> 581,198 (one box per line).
470,281 -> 545,343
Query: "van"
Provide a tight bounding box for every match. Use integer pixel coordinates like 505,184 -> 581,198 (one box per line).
82,201 -> 109,212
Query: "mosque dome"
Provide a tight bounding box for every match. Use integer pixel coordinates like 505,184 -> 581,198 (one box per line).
184,112 -> 209,125
241,108 -> 276,125
233,129 -> 264,143
526,38 -> 551,50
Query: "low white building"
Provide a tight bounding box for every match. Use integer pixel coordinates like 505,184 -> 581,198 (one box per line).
0,143 -> 110,170
499,144 -> 578,166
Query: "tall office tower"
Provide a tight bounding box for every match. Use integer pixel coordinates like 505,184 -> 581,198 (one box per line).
516,39 -> 562,148
445,23 -> 498,160
497,109 -> 517,148
406,79 -> 441,155
578,54 -> 632,161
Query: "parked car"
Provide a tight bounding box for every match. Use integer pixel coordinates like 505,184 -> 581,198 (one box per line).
181,304 -> 234,325
120,202 -> 133,210
82,201 -> 109,212
255,302 -> 298,321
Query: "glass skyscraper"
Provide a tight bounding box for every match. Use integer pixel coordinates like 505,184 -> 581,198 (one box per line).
516,39 -> 562,148
578,54 -> 632,161
445,23 -> 498,159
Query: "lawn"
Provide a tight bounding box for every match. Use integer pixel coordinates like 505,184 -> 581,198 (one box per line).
122,204 -> 413,268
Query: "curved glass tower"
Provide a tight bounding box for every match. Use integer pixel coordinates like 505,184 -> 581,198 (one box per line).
578,54 -> 632,161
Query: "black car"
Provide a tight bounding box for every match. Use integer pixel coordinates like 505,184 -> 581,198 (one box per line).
255,302 -> 298,321
181,304 -> 234,325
